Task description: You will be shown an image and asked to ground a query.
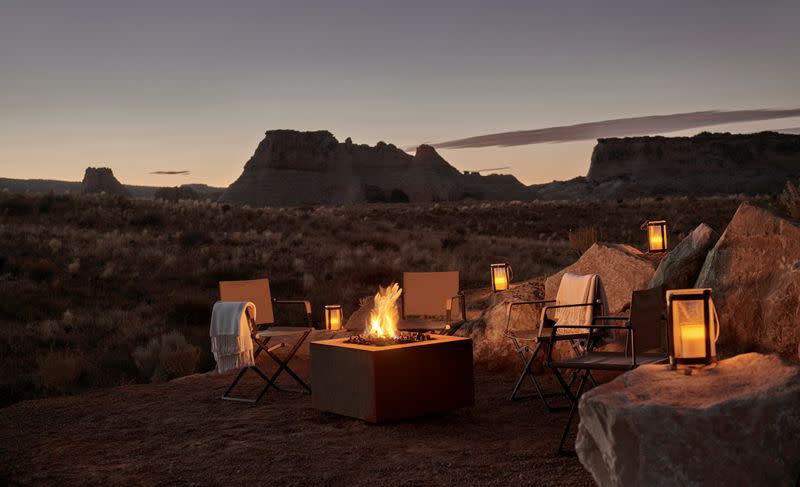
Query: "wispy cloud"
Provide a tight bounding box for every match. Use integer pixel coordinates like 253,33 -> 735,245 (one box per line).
431,108 -> 800,149
150,170 -> 191,175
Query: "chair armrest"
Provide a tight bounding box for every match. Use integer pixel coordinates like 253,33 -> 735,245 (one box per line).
592,316 -> 630,324
504,300 -> 556,337
272,299 -> 313,327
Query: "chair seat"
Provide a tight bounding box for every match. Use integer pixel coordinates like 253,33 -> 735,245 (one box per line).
548,352 -> 667,371
254,327 -> 309,339
508,328 -> 586,342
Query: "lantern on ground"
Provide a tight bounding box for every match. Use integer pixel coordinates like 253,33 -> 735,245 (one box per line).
666,289 -> 719,368
324,305 -> 343,331
490,263 -> 512,292
642,220 -> 668,253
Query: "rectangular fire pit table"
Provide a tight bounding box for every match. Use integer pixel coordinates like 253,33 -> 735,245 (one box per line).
311,335 -> 474,423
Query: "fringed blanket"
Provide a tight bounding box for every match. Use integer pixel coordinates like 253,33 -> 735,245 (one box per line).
210,301 -> 256,373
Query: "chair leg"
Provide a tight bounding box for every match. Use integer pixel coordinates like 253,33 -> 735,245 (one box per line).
265,330 -> 312,394
558,370 -> 591,457
221,347 -> 277,403
510,341 -> 571,412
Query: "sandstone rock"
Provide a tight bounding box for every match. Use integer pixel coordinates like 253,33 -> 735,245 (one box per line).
576,353 -> 800,487
154,185 -> 200,202
695,202 -> 800,361
80,167 -> 129,197
219,130 -> 527,207
648,223 -> 718,290
546,243 -> 659,314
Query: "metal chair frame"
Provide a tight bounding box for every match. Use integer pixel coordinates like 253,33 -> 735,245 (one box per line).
546,288 -> 668,456
399,272 -> 468,336
221,298 -> 313,403
505,279 -> 604,411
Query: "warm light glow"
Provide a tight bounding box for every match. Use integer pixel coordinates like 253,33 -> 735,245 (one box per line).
491,263 -> 511,292
679,323 -> 706,358
367,283 -> 401,338
325,305 -> 343,331
646,222 -> 667,252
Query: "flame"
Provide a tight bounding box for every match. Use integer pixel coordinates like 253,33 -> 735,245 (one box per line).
367,283 -> 402,338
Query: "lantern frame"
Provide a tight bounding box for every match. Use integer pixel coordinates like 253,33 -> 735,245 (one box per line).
324,304 -> 344,331
642,220 -> 668,253
666,288 -> 718,368
490,263 -> 512,292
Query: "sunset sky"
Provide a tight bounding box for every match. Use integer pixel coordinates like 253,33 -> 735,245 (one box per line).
1,0 -> 799,187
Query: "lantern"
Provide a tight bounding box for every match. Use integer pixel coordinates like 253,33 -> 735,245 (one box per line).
324,305 -> 343,331
490,263 -> 512,292
642,220 -> 668,253
666,289 -> 719,368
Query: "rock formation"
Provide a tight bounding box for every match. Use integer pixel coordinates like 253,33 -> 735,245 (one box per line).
80,167 -> 129,197
576,353 -> 800,487
695,202 -> 800,361
530,131 -> 800,200
545,243 -> 660,314
219,130 -> 527,206
648,223 -> 718,290
154,185 -> 201,202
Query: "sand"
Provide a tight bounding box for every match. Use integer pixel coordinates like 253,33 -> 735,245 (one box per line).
0,359 -> 593,486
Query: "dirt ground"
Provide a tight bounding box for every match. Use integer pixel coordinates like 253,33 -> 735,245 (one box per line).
0,358 -> 594,487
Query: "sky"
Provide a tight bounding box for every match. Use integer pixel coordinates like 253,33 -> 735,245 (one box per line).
1,0 -> 799,187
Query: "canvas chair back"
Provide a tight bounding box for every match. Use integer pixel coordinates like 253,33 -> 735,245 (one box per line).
553,273 -> 602,330
628,286 -> 667,354
402,271 -> 459,317
219,278 -> 275,326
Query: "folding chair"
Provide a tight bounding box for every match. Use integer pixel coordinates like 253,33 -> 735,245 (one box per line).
219,278 -> 313,403
505,273 -> 605,411
397,271 -> 467,336
546,286 -> 668,456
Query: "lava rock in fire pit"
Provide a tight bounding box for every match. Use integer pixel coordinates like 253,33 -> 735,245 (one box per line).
345,331 -> 432,347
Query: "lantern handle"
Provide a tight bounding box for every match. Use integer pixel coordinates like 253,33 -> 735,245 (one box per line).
711,300 -> 720,342
639,220 -> 649,230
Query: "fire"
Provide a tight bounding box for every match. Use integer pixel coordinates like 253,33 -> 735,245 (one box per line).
367,283 -> 402,338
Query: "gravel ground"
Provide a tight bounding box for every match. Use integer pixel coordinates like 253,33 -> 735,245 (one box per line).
0,358 -> 593,486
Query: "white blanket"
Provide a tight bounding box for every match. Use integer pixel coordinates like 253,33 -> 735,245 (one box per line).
210,301 -> 256,373
553,273 -> 606,336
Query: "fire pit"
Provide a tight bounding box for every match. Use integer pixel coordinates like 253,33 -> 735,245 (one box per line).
311,283 -> 474,423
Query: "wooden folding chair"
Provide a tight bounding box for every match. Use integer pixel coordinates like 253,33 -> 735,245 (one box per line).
546,286 -> 668,456
219,278 -> 313,403
397,271 -> 467,335
505,273 -> 605,411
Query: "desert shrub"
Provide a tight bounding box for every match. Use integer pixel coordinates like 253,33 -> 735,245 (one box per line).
159,331 -> 200,379
28,258 -> 58,282
568,225 -> 599,256
778,179 -> 800,220
37,351 -> 82,392
179,229 -> 211,248
0,195 -> 34,216
132,331 -> 199,381
129,212 -> 164,227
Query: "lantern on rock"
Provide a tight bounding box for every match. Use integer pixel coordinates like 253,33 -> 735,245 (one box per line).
642,220 -> 668,253
490,263 -> 512,292
666,289 -> 719,368
324,305 -> 343,331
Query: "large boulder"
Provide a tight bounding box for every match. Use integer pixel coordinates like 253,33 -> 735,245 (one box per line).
648,223 -> 718,290
695,202 -> 800,361
546,243 -> 659,314
576,353 -> 800,487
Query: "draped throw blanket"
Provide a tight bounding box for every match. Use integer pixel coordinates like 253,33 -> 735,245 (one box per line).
210,301 -> 257,373
553,273 -> 607,336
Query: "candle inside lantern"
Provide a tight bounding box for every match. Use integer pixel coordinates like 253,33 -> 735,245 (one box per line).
680,323 -> 706,358
493,272 -> 508,291
648,225 -> 664,251
325,305 -> 343,331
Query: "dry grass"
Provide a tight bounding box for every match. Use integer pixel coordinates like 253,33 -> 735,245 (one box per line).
778,179 -> 800,220
0,192 -> 763,405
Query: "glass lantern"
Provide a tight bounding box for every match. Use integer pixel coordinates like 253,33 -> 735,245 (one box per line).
642,220 -> 668,253
666,289 -> 719,368
324,304 -> 343,331
490,263 -> 512,292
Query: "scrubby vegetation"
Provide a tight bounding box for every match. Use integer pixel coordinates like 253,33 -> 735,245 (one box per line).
0,191 -> 763,405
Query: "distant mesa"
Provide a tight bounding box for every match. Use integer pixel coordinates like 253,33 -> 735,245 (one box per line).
80,167 -> 130,197
219,130 -> 528,206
